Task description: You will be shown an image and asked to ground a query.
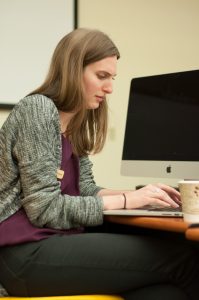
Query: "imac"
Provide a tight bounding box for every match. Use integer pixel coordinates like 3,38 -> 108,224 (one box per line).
121,69 -> 199,179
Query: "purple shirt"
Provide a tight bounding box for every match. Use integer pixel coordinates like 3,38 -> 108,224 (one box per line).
0,135 -> 84,247
60,135 -> 80,196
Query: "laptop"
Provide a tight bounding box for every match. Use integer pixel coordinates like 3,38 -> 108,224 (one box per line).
103,205 -> 183,217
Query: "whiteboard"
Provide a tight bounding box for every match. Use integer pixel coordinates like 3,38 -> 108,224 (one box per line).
0,0 -> 76,106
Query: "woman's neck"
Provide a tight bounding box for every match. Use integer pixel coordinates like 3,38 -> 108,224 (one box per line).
58,111 -> 75,134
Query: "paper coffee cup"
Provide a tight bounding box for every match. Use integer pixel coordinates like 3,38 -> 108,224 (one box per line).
178,180 -> 199,223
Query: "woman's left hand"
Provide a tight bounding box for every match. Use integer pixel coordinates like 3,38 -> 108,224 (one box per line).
155,183 -> 181,206
124,183 -> 181,209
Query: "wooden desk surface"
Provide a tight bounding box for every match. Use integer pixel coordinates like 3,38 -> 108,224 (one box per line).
186,227 -> 199,241
105,215 -> 188,233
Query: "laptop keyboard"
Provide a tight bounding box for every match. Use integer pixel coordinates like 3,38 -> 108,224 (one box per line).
138,205 -> 182,212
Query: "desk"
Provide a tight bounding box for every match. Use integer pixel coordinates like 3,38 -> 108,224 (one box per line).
104,215 -> 199,241
186,227 -> 199,241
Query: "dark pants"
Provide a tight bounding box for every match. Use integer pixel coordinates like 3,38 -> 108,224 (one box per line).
0,223 -> 198,300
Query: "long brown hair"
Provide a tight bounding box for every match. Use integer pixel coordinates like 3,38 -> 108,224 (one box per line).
29,28 -> 120,156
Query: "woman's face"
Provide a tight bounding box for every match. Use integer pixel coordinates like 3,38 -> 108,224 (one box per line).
83,55 -> 117,109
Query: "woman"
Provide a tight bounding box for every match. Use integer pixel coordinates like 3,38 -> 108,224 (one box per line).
0,28 -> 198,300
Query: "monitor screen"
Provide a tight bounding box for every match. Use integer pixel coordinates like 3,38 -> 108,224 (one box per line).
121,69 -> 199,179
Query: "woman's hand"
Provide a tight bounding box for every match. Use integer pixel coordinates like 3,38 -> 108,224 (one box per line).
124,183 -> 181,209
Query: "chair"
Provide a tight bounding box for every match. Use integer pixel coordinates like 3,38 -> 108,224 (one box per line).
0,295 -> 124,300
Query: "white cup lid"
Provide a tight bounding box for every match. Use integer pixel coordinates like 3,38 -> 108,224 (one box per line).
179,180 -> 199,184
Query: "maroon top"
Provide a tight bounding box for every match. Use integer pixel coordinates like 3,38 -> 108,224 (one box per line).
0,135 -> 84,247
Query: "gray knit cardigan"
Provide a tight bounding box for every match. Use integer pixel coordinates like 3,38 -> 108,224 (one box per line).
0,94 -> 104,229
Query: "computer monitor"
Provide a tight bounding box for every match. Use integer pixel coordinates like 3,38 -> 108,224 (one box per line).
121,69 -> 199,179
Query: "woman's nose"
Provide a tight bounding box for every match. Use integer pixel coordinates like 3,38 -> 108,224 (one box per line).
103,81 -> 113,94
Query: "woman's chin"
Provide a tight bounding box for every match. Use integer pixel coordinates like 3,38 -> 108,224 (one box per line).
87,102 -> 100,110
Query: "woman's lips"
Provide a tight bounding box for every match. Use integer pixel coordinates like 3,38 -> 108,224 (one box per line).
95,95 -> 105,102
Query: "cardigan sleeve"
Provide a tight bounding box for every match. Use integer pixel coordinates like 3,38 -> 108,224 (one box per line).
13,95 -> 104,229
79,156 -> 103,196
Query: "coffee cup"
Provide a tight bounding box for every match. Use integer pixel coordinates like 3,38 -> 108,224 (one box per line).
178,180 -> 199,223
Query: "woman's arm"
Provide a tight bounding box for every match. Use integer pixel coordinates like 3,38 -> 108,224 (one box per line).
13,95 -> 104,229
79,156 -> 181,211
98,184 -> 181,210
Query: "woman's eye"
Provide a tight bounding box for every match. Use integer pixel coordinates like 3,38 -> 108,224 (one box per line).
97,74 -> 106,79
97,73 -> 116,80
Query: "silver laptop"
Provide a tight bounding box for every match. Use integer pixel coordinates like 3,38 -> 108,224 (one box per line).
103,205 -> 183,217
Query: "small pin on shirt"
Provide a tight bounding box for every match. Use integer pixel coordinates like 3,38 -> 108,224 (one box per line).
57,169 -> 64,179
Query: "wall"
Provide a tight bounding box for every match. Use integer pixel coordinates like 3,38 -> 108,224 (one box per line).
78,0 -> 199,189
0,0 -> 75,105
0,110 -> 10,127
1,0 -> 199,189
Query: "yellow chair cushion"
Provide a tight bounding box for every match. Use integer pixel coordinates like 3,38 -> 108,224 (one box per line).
0,295 -> 123,300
